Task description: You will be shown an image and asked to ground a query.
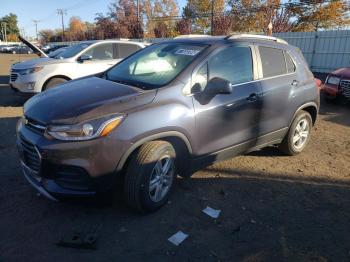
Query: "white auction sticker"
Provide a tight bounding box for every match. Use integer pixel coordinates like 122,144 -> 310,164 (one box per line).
175,49 -> 200,56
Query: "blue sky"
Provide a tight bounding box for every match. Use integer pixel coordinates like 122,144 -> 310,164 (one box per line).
1,0 -> 187,38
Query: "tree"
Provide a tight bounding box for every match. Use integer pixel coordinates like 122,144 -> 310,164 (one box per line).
183,0 -> 225,33
0,13 -> 20,40
142,0 -> 179,38
176,18 -> 192,35
109,0 -> 143,38
68,16 -> 87,41
39,29 -> 55,43
213,15 -> 234,35
292,0 -> 350,31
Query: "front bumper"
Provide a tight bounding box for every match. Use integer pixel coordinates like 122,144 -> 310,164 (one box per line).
9,72 -> 41,93
17,120 -> 131,200
322,83 -> 338,97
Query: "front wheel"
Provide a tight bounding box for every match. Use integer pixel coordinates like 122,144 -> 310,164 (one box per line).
123,141 -> 176,213
44,77 -> 67,90
279,111 -> 312,155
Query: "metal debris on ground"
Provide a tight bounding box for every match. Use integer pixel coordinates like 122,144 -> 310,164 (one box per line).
57,231 -> 98,250
168,231 -> 188,246
202,206 -> 221,219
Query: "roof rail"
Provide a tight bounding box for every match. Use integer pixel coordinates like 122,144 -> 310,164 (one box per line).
226,34 -> 288,44
174,34 -> 213,39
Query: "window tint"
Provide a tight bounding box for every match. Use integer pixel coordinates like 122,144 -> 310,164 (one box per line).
285,51 -> 295,73
259,46 -> 287,77
118,44 -> 140,58
84,43 -> 114,60
208,46 -> 253,85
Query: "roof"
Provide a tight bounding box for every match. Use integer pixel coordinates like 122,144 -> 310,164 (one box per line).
164,34 -> 289,47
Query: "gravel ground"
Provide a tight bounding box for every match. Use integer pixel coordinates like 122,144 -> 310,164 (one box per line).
0,54 -> 349,262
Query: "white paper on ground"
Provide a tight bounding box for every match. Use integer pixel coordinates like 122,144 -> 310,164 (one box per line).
168,231 -> 188,246
202,206 -> 221,219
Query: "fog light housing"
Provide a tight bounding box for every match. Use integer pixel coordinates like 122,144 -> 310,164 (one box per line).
26,82 -> 36,90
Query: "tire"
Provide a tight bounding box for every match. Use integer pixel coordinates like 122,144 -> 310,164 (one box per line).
44,77 -> 67,90
124,141 -> 177,213
279,110 -> 312,156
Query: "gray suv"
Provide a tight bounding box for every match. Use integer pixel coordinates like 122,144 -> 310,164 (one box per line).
16,34 -> 319,212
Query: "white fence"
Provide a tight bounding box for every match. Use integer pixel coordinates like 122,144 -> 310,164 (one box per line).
274,30 -> 350,73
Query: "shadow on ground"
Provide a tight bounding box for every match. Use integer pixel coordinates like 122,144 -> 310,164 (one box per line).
0,166 -> 349,261
319,95 -> 350,127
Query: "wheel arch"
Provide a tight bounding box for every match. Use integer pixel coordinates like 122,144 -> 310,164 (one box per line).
42,75 -> 71,90
291,102 -> 318,126
116,131 -> 193,174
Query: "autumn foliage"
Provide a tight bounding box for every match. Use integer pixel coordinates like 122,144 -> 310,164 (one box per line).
36,0 -> 350,43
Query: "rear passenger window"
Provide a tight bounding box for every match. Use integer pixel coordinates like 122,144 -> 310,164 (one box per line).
118,44 -> 140,58
208,46 -> 253,85
259,46 -> 287,77
284,51 -> 296,73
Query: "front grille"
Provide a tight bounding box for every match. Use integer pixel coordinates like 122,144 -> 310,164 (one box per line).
25,117 -> 46,134
10,73 -> 18,82
19,135 -> 41,172
340,80 -> 350,98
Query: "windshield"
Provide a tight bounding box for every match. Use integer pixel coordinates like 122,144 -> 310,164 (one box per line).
106,43 -> 207,89
55,42 -> 93,59
49,47 -> 67,58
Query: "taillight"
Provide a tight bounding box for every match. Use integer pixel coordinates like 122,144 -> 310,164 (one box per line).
314,78 -> 322,91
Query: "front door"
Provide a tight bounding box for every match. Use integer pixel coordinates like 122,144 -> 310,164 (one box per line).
192,44 -> 262,157
75,43 -> 120,78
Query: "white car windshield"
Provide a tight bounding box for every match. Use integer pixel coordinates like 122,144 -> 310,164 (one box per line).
55,43 -> 93,59
106,43 -> 207,89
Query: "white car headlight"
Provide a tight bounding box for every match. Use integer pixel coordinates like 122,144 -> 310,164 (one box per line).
327,76 -> 340,85
18,66 -> 44,75
47,115 -> 124,141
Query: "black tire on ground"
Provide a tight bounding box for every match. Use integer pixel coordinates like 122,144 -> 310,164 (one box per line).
279,110 -> 313,156
44,77 -> 67,90
123,141 -> 177,213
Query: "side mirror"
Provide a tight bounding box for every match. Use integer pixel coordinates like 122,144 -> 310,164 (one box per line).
78,55 -> 92,63
207,77 -> 233,95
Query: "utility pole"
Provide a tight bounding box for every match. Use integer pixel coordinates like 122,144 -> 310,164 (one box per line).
211,0 -> 214,36
33,20 -> 40,40
57,9 -> 67,41
1,22 -> 7,43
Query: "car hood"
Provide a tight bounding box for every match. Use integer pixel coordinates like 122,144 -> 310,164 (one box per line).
12,57 -> 70,69
24,77 -> 157,125
19,35 -> 48,57
332,67 -> 350,79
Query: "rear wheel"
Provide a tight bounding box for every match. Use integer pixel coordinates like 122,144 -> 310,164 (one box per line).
279,111 -> 312,155
44,77 -> 67,90
123,141 -> 176,213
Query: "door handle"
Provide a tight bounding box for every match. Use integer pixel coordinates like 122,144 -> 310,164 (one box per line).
291,80 -> 299,87
246,93 -> 258,102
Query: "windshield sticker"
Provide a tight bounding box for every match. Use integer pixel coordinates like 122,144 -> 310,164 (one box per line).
175,49 -> 200,56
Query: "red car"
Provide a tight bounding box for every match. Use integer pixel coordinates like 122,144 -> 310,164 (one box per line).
323,67 -> 350,102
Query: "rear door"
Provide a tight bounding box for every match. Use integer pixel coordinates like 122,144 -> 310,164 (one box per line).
192,44 -> 262,156
256,45 -> 298,136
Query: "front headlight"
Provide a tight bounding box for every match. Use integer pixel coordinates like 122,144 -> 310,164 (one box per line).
47,115 -> 124,141
327,76 -> 340,85
19,66 -> 44,75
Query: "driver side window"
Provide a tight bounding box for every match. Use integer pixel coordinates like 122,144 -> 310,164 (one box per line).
208,46 -> 253,85
83,43 -> 114,60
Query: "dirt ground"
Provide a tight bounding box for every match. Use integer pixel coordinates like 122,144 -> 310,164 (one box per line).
0,54 -> 349,262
